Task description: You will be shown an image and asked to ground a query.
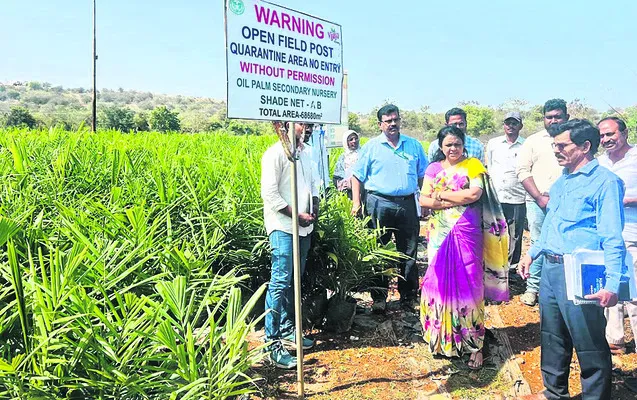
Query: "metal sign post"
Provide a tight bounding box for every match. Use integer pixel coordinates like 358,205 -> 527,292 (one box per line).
287,123 -> 305,399
225,1 -> 344,397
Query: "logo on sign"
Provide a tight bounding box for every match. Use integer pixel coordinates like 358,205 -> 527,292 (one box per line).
228,0 -> 245,15
328,28 -> 340,44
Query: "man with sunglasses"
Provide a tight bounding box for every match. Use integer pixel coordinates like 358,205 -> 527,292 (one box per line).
427,107 -> 484,163
351,104 -> 428,313
486,112 -> 526,268
518,119 -> 625,399
516,99 -> 568,306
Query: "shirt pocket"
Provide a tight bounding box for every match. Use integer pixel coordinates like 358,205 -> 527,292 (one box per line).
406,156 -> 418,176
558,194 -> 588,222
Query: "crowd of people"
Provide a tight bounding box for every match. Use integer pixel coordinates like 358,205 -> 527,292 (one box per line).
260,100 -> 637,399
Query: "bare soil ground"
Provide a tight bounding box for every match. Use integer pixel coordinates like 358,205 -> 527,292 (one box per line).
247,233 -> 637,399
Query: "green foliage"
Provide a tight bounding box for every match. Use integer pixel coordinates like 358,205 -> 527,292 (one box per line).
26,81 -> 43,91
133,111 -> 149,132
462,103 -> 496,137
0,128 -> 277,398
348,112 -> 362,132
99,105 -> 135,132
149,105 -> 180,132
306,192 -> 402,299
6,91 -> 20,100
0,128 -> 401,397
4,106 -> 37,129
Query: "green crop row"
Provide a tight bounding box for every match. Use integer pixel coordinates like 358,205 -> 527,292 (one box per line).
0,127 -> 399,399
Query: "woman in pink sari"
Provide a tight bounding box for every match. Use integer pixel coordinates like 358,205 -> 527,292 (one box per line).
420,126 -> 509,369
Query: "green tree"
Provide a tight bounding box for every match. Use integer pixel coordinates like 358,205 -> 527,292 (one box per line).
100,106 -> 135,132
348,112 -> 362,132
134,112 -> 149,132
27,81 -> 43,91
463,104 -> 496,137
149,106 -> 180,132
5,106 -> 37,128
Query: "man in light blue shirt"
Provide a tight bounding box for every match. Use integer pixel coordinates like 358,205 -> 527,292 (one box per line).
428,107 -> 484,163
519,119 -> 626,400
351,104 -> 428,312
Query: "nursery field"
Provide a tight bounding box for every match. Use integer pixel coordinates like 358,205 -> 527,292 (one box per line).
0,128 -> 398,399
1,128 -> 636,400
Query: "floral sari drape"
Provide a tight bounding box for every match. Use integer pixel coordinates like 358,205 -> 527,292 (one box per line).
420,158 -> 508,357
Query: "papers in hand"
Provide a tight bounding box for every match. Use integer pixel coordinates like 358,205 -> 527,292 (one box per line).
564,249 -> 637,305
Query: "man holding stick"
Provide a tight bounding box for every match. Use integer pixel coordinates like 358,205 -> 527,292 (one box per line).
261,122 -> 318,369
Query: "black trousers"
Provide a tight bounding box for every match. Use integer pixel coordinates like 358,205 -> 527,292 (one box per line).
365,192 -> 419,302
539,257 -> 612,400
501,203 -> 526,265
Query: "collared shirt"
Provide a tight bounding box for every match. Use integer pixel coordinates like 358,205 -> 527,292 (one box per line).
516,129 -> 562,195
486,135 -> 526,204
428,134 -> 484,163
598,145 -> 637,240
352,132 -> 428,196
261,142 -> 318,236
529,160 -> 626,293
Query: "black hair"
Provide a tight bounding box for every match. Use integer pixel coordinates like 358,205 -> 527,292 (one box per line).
444,107 -> 467,124
432,125 -> 467,162
598,116 -> 628,132
549,119 -> 600,155
377,104 -> 400,121
543,98 -> 567,116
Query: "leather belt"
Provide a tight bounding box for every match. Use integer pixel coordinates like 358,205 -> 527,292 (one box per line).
367,191 -> 414,202
544,253 -> 564,264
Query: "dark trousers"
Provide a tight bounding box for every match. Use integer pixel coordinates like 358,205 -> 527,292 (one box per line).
501,203 -> 526,265
365,192 -> 419,302
539,257 -> 612,400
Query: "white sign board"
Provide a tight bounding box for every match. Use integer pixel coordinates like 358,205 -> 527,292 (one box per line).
225,0 -> 344,124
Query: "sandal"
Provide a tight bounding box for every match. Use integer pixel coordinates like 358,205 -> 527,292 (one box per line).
468,350 -> 483,370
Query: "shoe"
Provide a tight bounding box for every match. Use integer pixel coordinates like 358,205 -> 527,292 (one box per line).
268,342 -> 297,369
371,298 -> 387,313
609,343 -> 626,355
281,332 -> 315,350
520,291 -> 538,306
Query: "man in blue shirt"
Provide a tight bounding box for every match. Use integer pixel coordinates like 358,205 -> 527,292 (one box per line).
519,119 -> 625,400
351,104 -> 428,312
428,107 -> 484,163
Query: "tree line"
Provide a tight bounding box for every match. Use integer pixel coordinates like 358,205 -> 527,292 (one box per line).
2,81 -> 636,140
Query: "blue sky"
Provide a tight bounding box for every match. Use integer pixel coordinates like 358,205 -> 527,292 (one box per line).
2,0 -> 636,113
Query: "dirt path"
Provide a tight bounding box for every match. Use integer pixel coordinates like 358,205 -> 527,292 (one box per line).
249,237 -> 637,399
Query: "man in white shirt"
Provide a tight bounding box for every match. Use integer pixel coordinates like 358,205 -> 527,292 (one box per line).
486,112 -> 526,267
261,122 -> 318,369
597,116 -> 637,355
516,99 -> 569,306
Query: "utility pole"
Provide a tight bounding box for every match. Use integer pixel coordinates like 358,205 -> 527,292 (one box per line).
91,0 -> 97,132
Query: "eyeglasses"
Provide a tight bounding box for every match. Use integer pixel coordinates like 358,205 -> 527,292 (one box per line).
450,122 -> 467,128
551,142 -> 576,151
381,117 -> 401,125
504,120 -> 521,127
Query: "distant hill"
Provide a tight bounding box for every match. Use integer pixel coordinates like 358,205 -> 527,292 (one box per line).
2,80 -> 635,140
0,80 -> 253,133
